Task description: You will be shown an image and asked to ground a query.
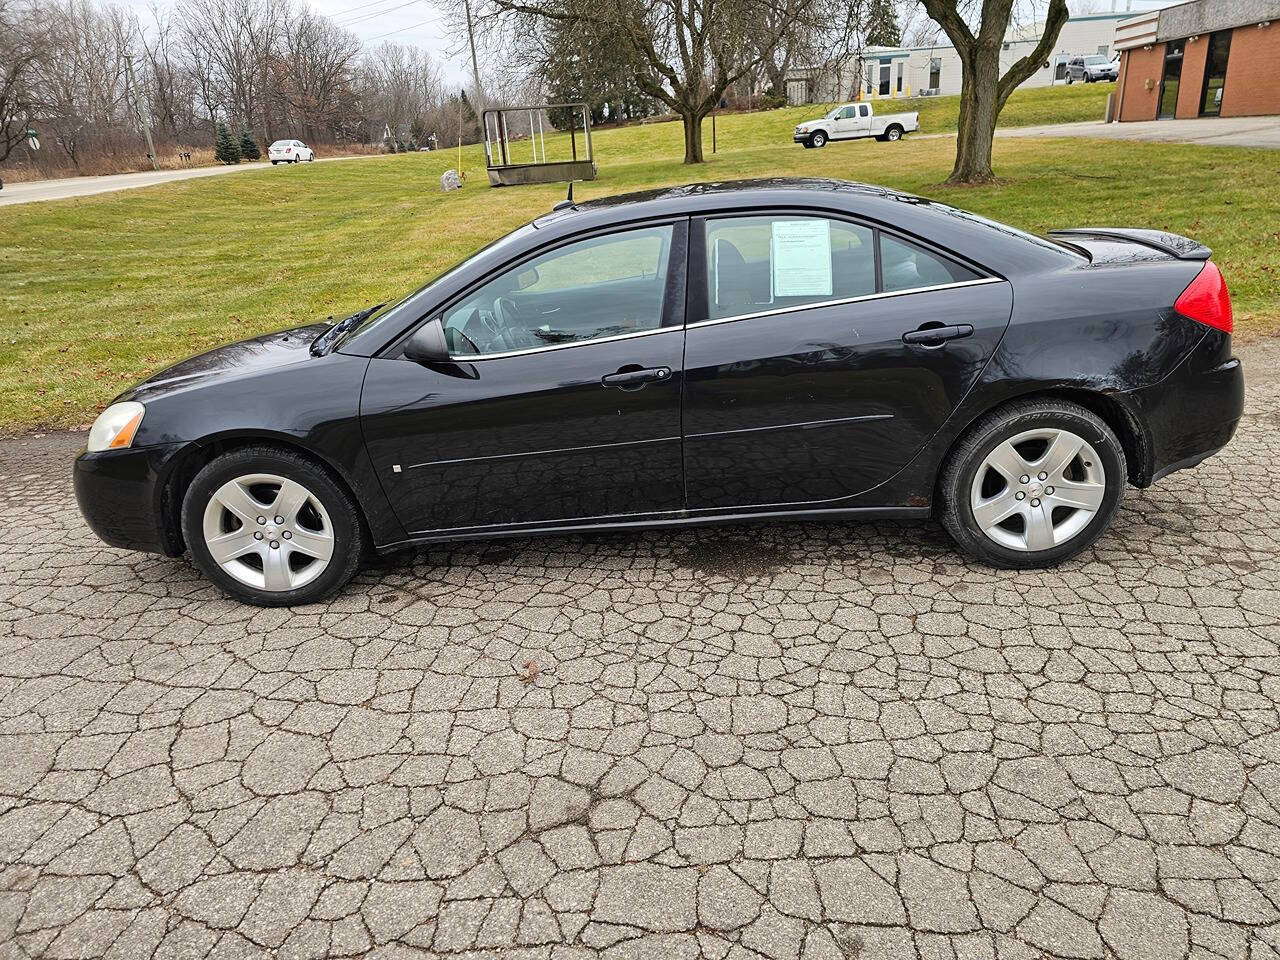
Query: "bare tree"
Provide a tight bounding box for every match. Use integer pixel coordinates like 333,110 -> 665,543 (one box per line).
273,7 -> 360,141
921,0 -> 1068,183
753,0 -> 865,102
27,0 -> 134,167
489,0 -> 827,163
177,0 -> 283,137
0,0 -> 46,163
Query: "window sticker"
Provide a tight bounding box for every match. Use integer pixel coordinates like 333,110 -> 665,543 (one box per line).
771,219 -> 832,298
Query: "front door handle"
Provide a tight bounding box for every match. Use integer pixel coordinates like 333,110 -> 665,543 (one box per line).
902,323 -> 974,346
602,366 -> 671,390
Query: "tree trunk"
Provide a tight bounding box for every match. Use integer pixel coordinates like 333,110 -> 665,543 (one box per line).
948,53 -> 1001,184
681,110 -> 704,164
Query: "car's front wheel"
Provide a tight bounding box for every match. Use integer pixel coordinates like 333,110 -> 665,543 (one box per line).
809,131 -> 827,148
939,399 -> 1126,569
182,446 -> 365,606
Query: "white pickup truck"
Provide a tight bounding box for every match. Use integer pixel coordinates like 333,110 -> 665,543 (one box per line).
793,103 -> 919,148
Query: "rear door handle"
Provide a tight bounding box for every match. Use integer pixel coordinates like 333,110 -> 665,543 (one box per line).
602,366 -> 671,389
902,323 -> 974,346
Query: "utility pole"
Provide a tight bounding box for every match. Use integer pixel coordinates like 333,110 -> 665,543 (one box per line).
124,54 -> 159,171
461,0 -> 486,117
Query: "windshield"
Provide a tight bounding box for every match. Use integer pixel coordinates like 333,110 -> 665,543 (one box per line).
335,222 -> 538,351
1084,56 -> 1108,65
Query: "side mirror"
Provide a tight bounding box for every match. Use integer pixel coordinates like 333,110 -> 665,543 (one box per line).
403,317 -> 450,363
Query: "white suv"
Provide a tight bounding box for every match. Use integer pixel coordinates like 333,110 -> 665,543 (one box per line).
269,140 -> 315,164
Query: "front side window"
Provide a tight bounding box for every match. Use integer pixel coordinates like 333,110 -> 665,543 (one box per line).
838,106 -> 856,119
704,215 -> 980,321
442,225 -> 674,356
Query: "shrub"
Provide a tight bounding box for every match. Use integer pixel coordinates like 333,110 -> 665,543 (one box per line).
238,130 -> 261,161
214,123 -> 241,164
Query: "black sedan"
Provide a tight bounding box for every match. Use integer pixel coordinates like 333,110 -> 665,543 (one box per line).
75,179 -> 1244,606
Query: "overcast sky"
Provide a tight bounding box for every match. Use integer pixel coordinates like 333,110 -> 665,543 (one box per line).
117,0 -> 1177,90
120,0 -> 470,84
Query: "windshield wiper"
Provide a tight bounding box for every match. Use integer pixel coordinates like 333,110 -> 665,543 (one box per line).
310,302 -> 385,357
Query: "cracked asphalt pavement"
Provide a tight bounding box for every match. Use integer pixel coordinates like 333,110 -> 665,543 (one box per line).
2,339 -> 1279,960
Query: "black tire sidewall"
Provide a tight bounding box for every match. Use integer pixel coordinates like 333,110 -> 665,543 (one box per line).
182,449 -> 363,606
943,406 -> 1125,568
811,132 -> 826,148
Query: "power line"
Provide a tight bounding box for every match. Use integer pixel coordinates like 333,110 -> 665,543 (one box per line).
362,13 -> 442,41
327,0 -> 414,19
337,0 -> 425,26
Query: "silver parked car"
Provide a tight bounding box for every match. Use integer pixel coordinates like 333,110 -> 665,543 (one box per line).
1066,56 -> 1118,84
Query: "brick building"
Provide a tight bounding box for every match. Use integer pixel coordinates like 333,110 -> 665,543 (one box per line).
1114,0 -> 1280,121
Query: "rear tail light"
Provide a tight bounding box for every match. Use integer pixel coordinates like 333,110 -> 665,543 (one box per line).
1174,260 -> 1232,334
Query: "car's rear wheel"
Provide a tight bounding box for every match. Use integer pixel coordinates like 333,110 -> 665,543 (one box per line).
939,399 -> 1126,568
182,447 -> 365,606
809,131 -> 827,148
1067,74 -> 1074,84
885,125 -> 903,142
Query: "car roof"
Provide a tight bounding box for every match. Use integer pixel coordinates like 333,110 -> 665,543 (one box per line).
535,178 -> 911,227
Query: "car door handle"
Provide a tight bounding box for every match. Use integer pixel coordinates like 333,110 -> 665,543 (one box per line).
902,324 -> 974,346
602,366 -> 671,389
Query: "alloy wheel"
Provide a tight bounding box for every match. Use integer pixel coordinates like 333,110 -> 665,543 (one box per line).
201,473 -> 335,591
969,428 -> 1107,552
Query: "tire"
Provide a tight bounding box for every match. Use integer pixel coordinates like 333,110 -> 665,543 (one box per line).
938,399 -> 1126,569
293,155 -> 300,163
885,125 -> 902,142
271,160 -> 278,165
1067,74 -> 1074,84
308,154 -> 314,162
182,446 -> 365,606
809,131 -> 827,148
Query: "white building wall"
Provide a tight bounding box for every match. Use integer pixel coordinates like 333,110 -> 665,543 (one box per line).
803,14 -> 1130,104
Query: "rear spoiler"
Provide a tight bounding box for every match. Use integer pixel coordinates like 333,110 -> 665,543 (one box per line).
1049,228 -> 1211,261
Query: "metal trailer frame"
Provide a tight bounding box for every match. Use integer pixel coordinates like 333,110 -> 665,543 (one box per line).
482,103 -> 598,187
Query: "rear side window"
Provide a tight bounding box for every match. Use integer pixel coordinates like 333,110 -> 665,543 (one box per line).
881,235 -> 979,291
703,215 -> 978,320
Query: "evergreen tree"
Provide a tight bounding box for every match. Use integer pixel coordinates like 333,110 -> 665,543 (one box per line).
238,130 -> 260,161
865,0 -> 901,46
214,122 -> 241,164
542,21 -> 657,130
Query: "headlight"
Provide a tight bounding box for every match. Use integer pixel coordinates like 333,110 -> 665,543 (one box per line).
87,401 -> 145,452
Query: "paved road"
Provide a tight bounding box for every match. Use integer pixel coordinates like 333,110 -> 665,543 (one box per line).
910,114 -> 1280,150
2,339 -> 1278,959
0,153 -> 383,208
994,115 -> 1280,150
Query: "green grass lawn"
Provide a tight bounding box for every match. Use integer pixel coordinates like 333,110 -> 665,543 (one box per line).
2,83 -> 1277,434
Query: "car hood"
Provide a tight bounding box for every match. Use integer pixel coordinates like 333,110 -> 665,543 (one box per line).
122,323 -> 330,401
